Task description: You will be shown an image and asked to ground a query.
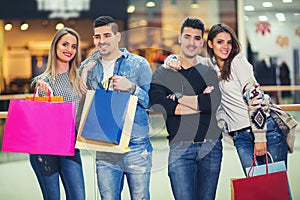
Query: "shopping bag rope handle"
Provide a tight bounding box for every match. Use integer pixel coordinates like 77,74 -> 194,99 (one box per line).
32,86 -> 53,102
248,151 -> 274,177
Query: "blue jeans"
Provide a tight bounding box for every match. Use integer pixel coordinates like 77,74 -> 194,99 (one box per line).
168,139 -> 223,200
29,149 -> 85,200
96,138 -> 152,200
232,117 -> 288,176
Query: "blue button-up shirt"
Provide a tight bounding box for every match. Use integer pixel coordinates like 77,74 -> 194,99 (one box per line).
79,48 -> 152,139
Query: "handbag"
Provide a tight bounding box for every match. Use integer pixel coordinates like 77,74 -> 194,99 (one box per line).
231,154 -> 291,200
76,89 -> 138,153
2,88 -> 76,156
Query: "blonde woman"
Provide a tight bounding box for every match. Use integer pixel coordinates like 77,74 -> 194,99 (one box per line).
30,27 -> 85,200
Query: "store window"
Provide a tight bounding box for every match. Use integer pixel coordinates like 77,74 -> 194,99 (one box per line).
125,0 -> 237,71
243,0 -> 300,103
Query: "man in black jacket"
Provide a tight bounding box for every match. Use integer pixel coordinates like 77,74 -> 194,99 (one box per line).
149,17 -> 222,200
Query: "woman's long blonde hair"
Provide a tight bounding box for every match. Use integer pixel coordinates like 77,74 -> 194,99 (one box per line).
33,27 -> 82,97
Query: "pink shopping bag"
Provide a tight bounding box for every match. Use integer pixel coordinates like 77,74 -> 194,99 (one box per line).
2,99 -> 76,156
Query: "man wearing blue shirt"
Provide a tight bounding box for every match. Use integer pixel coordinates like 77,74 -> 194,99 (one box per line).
79,16 -> 153,200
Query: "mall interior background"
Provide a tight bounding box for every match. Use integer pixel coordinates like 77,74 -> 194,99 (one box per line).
1,0 -> 300,100
0,0 -> 300,199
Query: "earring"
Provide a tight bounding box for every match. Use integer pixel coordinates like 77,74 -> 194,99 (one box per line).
211,56 -> 216,65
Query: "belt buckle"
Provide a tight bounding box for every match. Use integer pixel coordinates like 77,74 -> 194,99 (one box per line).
192,139 -> 206,144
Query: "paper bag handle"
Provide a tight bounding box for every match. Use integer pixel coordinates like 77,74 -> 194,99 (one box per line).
32,86 -> 53,102
247,151 -> 274,177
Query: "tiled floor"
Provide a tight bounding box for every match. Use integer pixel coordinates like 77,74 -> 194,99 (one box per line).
1,114 -> 300,200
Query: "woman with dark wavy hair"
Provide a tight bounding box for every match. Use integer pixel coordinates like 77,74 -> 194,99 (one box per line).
206,23 -> 288,175
165,23 -> 290,177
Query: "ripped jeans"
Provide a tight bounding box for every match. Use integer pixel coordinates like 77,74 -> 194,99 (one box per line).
29,149 -> 85,200
96,137 -> 152,200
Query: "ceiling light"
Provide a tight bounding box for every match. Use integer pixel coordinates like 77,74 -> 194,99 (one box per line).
127,5 -> 135,13
244,5 -> 255,11
276,13 -> 286,21
146,0 -> 155,7
191,0 -> 200,8
259,16 -> 268,21
282,0 -> 292,3
55,22 -> 65,30
4,22 -> 13,31
20,22 -> 29,31
262,2 -> 273,7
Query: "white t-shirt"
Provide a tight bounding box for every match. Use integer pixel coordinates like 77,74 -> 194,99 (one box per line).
101,58 -> 116,90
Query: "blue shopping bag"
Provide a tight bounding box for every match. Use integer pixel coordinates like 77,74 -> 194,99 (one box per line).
76,89 -> 137,153
81,89 -> 131,144
246,160 -> 286,176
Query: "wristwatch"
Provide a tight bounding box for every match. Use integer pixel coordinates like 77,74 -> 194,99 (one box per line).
128,84 -> 136,95
174,92 -> 183,102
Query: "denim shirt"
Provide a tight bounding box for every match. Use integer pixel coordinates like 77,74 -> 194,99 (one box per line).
79,48 -> 152,139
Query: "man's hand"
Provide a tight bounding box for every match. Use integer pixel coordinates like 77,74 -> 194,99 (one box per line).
203,86 -> 214,94
175,103 -> 200,115
254,142 -> 267,156
111,75 -> 136,94
79,61 -> 96,94
167,58 -> 182,71
79,68 -> 88,94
